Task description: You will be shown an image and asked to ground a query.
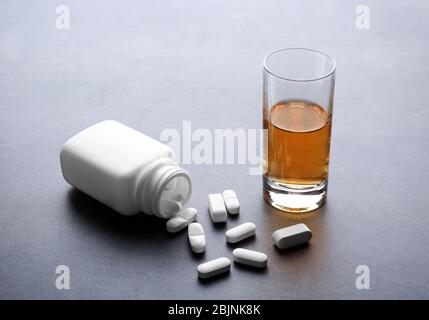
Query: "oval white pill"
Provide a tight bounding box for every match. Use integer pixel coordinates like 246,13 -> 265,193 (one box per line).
188,222 -> 206,253
225,222 -> 256,244
166,207 -> 197,233
197,257 -> 230,279
222,189 -> 240,215
160,198 -> 182,218
232,248 -> 267,268
272,223 -> 312,249
164,179 -> 177,190
161,190 -> 184,203
208,193 -> 227,223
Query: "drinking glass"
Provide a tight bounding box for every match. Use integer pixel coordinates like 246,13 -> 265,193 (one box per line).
263,48 -> 336,213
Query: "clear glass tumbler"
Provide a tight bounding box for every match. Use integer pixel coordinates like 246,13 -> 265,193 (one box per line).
263,48 -> 336,213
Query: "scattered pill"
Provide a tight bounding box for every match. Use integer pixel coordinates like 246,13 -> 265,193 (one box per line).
222,189 -> 240,215
166,207 -> 197,233
232,248 -> 267,268
197,257 -> 230,279
208,193 -> 227,223
272,223 -> 312,249
188,223 -> 206,253
225,222 -> 256,244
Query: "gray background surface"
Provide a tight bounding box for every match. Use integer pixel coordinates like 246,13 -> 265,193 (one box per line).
1,0 -> 428,299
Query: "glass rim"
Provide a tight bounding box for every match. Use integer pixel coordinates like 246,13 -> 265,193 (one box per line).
263,47 -> 336,82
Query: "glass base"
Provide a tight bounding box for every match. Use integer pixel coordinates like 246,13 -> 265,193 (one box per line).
263,175 -> 327,213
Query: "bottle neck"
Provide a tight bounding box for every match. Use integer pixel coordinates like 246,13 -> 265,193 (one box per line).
137,159 -> 192,219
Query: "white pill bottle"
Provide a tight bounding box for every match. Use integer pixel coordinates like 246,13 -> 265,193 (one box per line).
60,120 -> 191,218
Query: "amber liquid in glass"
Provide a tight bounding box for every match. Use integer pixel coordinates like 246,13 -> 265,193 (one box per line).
264,101 -> 332,187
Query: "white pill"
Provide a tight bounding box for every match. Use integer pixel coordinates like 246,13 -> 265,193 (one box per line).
222,189 -> 240,215
197,257 -> 230,279
161,190 -> 184,203
272,223 -> 312,249
160,198 -> 182,217
208,193 -> 227,223
164,179 -> 177,190
225,222 -> 256,244
166,207 -> 197,233
232,248 -> 267,268
188,222 -> 206,253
